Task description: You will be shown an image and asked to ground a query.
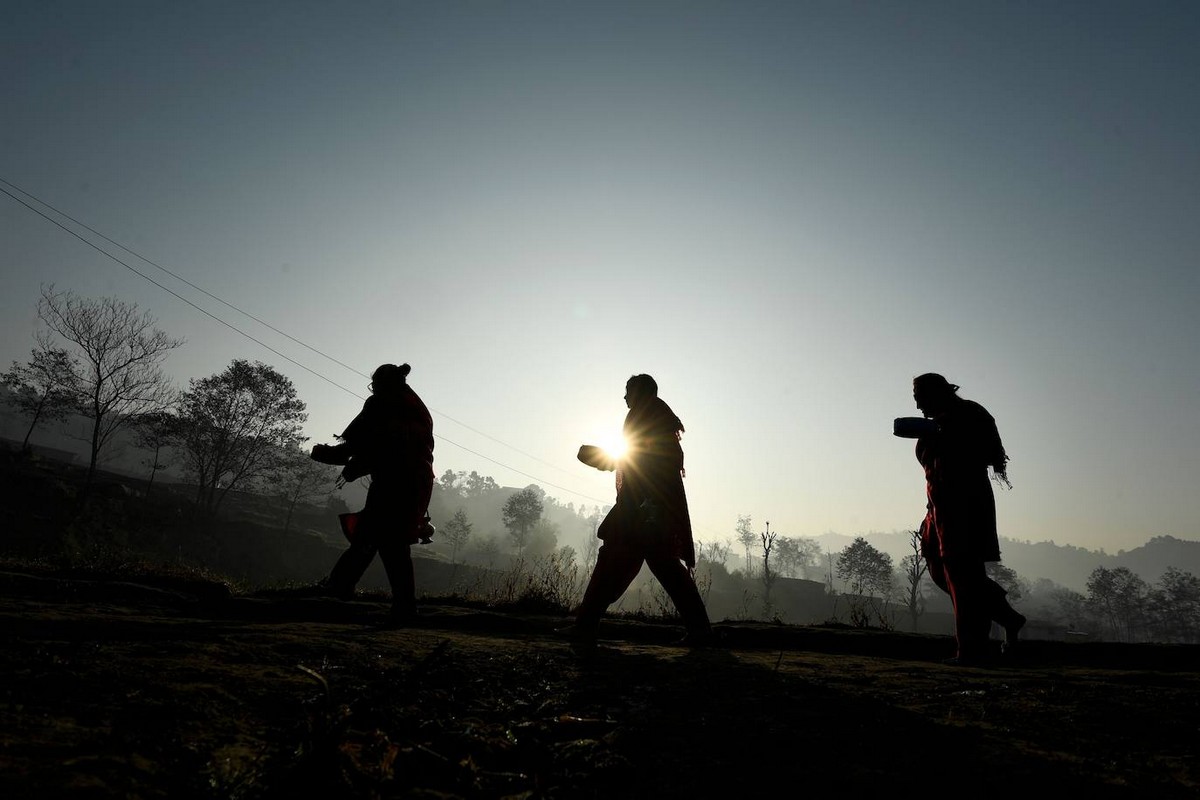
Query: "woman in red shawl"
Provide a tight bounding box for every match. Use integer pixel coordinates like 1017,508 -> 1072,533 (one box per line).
310,362 -> 435,626
911,373 -> 1024,664
566,374 -> 713,645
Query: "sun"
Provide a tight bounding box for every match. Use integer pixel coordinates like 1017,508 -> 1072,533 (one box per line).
598,433 -> 628,461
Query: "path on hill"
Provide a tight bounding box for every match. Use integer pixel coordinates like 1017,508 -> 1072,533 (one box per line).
0,569 -> 1197,798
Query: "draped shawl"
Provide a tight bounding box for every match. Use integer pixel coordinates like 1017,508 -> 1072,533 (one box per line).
339,385 -> 435,542
916,398 -> 1007,562
596,396 -> 696,567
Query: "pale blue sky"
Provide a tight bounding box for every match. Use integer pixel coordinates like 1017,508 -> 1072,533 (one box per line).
3,1 -> 1198,553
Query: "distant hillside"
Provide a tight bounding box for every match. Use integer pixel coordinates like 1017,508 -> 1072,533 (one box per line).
810,531 -> 1200,592
1110,535 -> 1200,586
0,389 -> 170,481
5,389 -> 1196,592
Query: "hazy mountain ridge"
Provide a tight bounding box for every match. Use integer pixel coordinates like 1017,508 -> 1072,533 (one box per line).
811,530 -> 1200,593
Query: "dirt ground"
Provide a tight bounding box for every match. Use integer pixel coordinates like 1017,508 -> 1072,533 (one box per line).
1,567 -> 1198,799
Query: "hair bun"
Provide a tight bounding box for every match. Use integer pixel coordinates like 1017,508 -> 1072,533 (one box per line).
397,363 -> 412,377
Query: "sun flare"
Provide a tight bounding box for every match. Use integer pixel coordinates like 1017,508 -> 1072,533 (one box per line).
598,434 -> 628,461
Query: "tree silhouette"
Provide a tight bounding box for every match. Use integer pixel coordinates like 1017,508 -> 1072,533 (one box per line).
899,529 -> 928,632
1,338 -> 82,451
581,507 -> 603,574
35,285 -> 182,489
1147,567 -> 1200,642
475,535 -> 500,569
1086,566 -> 1148,642
276,443 -> 339,533
773,535 -> 822,579
985,562 -> 1025,604
175,359 -> 307,514
464,471 -> 500,497
698,539 -> 731,569
438,469 -> 461,496
736,514 -> 756,576
129,408 -> 179,492
502,486 -> 544,555
837,537 -> 894,598
442,508 -> 473,565
760,521 -> 779,617
837,537 -> 895,628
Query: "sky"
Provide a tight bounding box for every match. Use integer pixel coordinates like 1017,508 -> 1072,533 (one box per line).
3,1 -> 1198,555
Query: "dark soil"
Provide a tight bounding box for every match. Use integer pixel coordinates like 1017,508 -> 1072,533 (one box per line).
1,566 -> 1198,799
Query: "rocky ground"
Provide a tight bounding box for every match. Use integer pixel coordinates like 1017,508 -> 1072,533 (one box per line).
1,566 -> 1198,799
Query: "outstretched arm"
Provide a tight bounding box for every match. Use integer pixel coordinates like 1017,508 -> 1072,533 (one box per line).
577,444 -> 616,472
310,442 -> 353,465
893,417 -> 938,438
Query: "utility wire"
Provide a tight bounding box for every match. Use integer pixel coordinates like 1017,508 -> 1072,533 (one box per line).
0,178 -> 608,506
1,183 -> 357,395
0,176 -> 581,482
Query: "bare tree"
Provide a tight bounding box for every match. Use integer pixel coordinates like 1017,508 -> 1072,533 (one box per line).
581,534 -> 600,577
760,521 -> 779,617
736,514 -> 756,576
1,337 -> 83,451
698,539 -> 731,568
35,286 -> 182,486
899,529 -> 929,632
581,507 -> 603,574
175,359 -> 307,514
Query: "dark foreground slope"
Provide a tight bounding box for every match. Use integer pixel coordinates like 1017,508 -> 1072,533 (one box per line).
1,568 -> 1197,799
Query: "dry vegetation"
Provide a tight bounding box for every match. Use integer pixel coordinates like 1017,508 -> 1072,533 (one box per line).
1,561 -> 1198,799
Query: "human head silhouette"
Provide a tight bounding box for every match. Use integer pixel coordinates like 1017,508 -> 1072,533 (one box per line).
370,363 -> 411,396
913,372 -> 959,417
624,373 -> 658,409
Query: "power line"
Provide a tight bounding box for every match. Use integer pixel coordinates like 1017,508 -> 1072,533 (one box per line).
0,178 -> 608,506
1,182 -> 358,396
0,176 -> 583,482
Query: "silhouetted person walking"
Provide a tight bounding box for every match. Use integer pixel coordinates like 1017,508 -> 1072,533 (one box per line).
566,374 -> 713,645
901,373 -> 1025,665
310,363 -> 435,626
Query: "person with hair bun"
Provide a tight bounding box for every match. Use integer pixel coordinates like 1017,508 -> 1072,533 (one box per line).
908,372 -> 1025,665
309,362 -> 435,626
564,374 -> 713,646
